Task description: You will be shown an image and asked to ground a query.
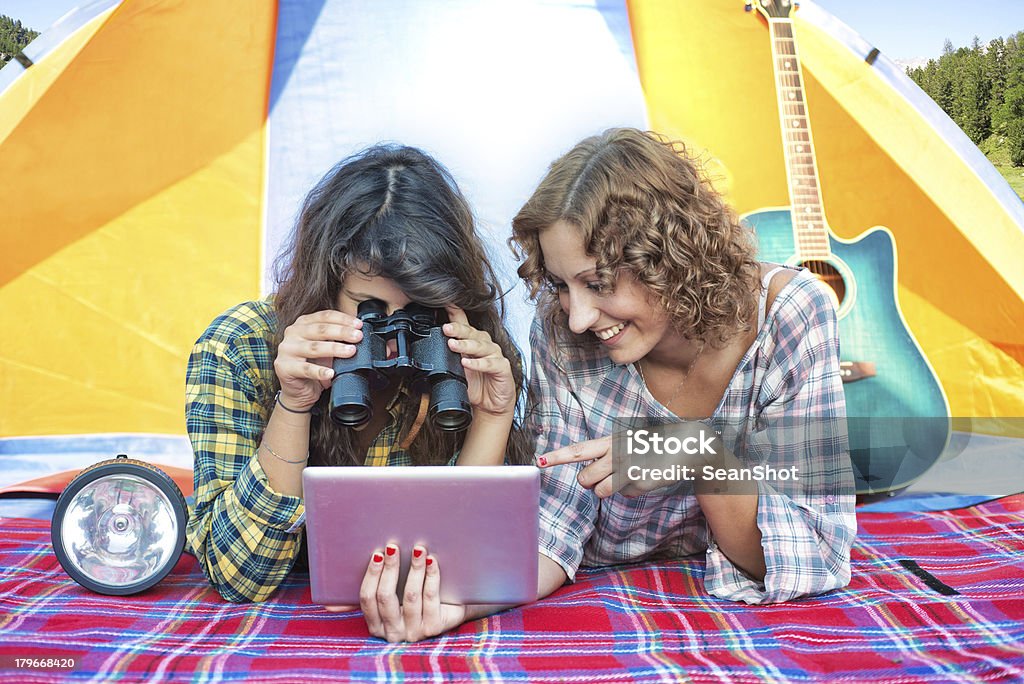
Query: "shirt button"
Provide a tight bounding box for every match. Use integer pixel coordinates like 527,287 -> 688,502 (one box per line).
825,495 -> 835,504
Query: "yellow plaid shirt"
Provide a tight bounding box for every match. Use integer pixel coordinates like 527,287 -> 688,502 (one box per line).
185,299 -> 450,602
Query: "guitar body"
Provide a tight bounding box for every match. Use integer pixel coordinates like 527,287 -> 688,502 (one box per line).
744,209 -> 951,495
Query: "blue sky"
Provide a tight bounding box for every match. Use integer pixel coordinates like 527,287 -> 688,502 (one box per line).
2,0 -> 1019,61
814,0 -> 1016,59
3,0 -> 81,33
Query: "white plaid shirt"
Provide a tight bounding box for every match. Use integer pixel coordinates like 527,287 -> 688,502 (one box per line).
528,268 -> 856,604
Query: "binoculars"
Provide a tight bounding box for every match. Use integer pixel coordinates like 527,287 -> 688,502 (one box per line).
329,300 -> 472,431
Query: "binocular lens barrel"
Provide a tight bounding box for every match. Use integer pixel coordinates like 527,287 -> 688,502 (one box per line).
329,301 -> 471,432
428,377 -> 472,431
330,372 -> 372,427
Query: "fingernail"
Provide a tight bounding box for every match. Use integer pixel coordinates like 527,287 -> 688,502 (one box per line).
372,553 -> 383,563
537,456 -> 547,467
385,545 -> 397,556
413,548 -> 423,559
426,557 -> 433,566
322,367 -> 334,378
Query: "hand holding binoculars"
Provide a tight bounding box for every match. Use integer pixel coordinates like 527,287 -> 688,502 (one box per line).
329,300 -> 472,431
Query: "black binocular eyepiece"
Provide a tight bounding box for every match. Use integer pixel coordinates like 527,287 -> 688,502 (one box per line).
329,300 -> 472,432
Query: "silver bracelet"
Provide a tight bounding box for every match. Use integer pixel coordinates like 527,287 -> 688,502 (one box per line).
260,442 -> 308,464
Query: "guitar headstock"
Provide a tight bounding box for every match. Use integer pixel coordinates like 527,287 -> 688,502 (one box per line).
745,0 -> 798,20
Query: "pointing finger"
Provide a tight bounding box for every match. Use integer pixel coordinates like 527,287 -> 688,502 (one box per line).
536,436 -> 612,468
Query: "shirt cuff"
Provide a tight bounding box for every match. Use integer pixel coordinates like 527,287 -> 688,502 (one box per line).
287,511 -> 306,534
704,538 -> 768,603
538,546 -> 579,583
703,481 -> 779,604
703,481 -> 851,604
234,455 -> 306,532
538,524 -> 583,582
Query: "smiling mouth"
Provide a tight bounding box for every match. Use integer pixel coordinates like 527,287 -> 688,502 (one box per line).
595,322 -> 628,341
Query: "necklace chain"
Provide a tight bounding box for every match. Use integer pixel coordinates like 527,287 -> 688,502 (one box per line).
636,342 -> 706,411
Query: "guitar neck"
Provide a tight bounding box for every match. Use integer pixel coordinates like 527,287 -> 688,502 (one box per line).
768,19 -> 831,259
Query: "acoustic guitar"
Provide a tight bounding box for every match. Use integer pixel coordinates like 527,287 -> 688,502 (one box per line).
743,0 -> 951,497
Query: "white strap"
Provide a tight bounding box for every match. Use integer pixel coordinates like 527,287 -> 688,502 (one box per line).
757,265 -> 788,331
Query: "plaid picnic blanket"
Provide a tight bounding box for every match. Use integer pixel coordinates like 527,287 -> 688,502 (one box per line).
1,495 -> 1022,683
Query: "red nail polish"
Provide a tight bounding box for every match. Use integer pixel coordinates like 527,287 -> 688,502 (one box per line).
385,546 -> 396,556
537,456 -> 547,467
372,553 -> 383,563
426,557 -> 433,566
413,548 -> 423,559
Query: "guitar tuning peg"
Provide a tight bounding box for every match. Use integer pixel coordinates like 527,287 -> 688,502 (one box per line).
744,2 -> 753,11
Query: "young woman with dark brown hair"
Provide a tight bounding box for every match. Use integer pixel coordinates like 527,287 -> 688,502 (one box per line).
185,144 -> 531,640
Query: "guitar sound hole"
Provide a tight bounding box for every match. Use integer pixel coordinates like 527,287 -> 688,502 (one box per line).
800,260 -> 846,306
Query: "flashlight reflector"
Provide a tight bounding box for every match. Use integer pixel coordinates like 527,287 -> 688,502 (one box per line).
51,455 -> 188,595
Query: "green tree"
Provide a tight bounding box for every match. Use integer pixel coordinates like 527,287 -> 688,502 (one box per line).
985,37 -> 1007,121
994,33 -> 1024,165
952,39 -> 991,143
0,15 -> 40,68
909,30 -> 1024,168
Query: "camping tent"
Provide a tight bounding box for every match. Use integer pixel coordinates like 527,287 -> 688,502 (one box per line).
1,0 -> 1021,496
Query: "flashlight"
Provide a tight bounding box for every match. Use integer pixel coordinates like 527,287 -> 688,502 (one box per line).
51,454 -> 188,595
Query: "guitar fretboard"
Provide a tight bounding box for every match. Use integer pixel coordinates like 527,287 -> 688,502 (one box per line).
769,20 -> 831,259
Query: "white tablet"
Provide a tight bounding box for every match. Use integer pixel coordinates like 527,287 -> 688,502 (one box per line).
303,465 -> 540,605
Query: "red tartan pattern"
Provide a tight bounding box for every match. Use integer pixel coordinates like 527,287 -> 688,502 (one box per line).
1,495 -> 1023,683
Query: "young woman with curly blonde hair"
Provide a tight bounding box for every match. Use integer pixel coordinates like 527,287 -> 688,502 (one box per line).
512,128 -> 856,604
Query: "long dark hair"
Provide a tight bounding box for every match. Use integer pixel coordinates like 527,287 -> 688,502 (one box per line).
269,144 -> 531,466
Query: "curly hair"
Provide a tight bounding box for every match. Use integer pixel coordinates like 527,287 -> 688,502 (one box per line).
271,144 -> 532,466
510,128 -> 760,351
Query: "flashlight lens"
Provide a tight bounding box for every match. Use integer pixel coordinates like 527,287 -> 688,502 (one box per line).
52,458 -> 188,595
60,474 -> 178,587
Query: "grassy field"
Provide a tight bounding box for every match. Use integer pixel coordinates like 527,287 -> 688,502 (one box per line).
991,158 -> 1024,202
981,139 -> 1024,202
